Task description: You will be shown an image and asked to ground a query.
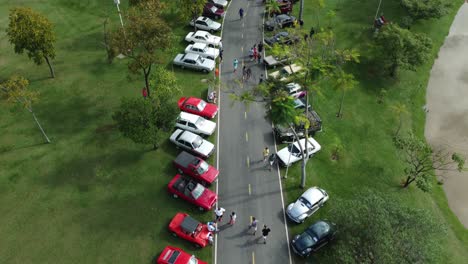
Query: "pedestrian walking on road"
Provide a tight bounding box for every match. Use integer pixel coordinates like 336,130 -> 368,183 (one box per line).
257,53 -> 262,64
259,74 -> 264,84
249,217 -> 259,235
253,46 -> 258,61
229,212 -> 237,225
219,40 -> 223,50
219,49 -> 223,62
258,42 -> 264,53
215,207 -> 226,222
239,8 -> 244,20
261,225 -> 271,244
248,48 -> 254,60
246,67 -> 252,81
208,233 -> 214,245
233,58 -> 239,73
242,65 -> 247,80
263,147 -> 270,162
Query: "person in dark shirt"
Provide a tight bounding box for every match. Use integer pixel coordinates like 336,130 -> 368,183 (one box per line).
261,225 -> 271,244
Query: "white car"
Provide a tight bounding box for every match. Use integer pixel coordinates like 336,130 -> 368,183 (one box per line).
276,137 -> 321,167
269,64 -> 303,82
208,0 -> 228,8
185,43 -> 219,60
286,187 -> 329,223
173,53 -> 215,73
185,30 -> 221,47
175,112 -> 216,136
170,129 -> 215,159
189,16 -> 221,33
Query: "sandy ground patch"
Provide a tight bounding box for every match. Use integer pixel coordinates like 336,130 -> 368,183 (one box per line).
425,3 -> 468,228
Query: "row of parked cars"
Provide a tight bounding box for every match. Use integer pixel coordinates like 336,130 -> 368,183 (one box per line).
156,95 -> 221,264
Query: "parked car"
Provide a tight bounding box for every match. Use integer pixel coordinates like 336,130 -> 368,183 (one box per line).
185,43 -> 219,60
173,151 -> 219,185
291,220 -> 337,257
156,246 -> 207,264
293,98 -> 311,110
208,0 -> 228,9
274,110 -> 322,143
173,53 -> 215,73
269,0 -> 293,15
285,82 -> 306,98
189,16 -> 221,33
203,3 -> 225,20
263,55 -> 289,68
178,96 -> 218,119
170,129 -> 215,159
276,137 -> 321,167
185,30 -> 222,47
264,31 -> 299,46
176,111 -> 216,136
269,63 -> 303,82
169,212 -> 212,248
168,174 -> 217,211
286,187 -> 329,223
264,14 -> 296,31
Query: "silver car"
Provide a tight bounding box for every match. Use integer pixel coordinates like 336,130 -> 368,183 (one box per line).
286,187 -> 329,223
173,53 -> 215,73
175,112 -> 216,136
170,129 -> 215,159
185,43 -> 219,60
189,16 -> 221,33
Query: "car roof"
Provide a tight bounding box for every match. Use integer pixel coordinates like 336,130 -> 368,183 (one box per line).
194,30 -> 209,37
277,14 -> 291,20
283,64 -> 302,74
181,215 -> 200,233
179,130 -> 199,143
302,187 -> 326,204
192,42 -> 207,49
293,137 -> 320,149
185,97 -> 202,105
179,111 -> 201,123
307,220 -> 333,238
184,53 -> 200,60
286,82 -> 301,92
275,31 -> 289,37
198,16 -> 210,22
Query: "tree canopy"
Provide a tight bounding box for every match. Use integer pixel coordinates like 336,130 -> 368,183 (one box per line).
177,0 -> 207,22
322,190 -> 446,263
374,23 -> 432,77
401,0 -> 450,20
6,7 -> 57,78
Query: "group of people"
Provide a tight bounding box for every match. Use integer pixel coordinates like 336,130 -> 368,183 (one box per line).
248,42 -> 263,64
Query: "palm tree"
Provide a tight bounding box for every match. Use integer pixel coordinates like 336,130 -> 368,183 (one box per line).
334,69 -> 357,118
390,102 -> 408,137
265,0 -> 281,17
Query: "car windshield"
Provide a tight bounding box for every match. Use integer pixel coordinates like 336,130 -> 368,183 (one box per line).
195,117 -> 205,127
309,221 -> 330,239
298,196 -> 312,208
210,6 -> 217,13
192,136 -> 204,148
287,144 -> 301,156
191,184 -> 205,199
197,100 -> 207,111
189,255 -> 198,264
296,232 -> 317,250
206,19 -> 213,26
196,160 -> 209,174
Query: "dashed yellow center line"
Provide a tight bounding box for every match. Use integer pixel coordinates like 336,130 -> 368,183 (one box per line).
245,132 -> 248,142
246,156 -> 250,168
252,251 -> 255,264
248,184 -> 251,195
244,111 -> 247,119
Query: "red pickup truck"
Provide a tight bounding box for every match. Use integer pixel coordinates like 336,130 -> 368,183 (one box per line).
173,151 -> 219,185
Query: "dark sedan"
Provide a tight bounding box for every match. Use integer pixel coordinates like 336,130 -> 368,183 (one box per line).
264,14 -> 296,31
264,31 -> 299,46
291,220 -> 337,257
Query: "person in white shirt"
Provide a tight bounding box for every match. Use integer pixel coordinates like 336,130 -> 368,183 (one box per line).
214,207 -> 226,222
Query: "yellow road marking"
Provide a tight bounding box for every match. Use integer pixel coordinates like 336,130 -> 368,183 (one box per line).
248,184 -> 251,195
252,251 -> 255,264
246,156 -> 250,168
244,111 -> 247,119
245,132 -> 248,142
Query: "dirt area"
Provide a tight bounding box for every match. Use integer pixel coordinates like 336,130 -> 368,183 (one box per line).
425,3 -> 468,228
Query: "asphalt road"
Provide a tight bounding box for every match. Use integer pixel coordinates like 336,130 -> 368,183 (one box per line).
215,1 -> 292,263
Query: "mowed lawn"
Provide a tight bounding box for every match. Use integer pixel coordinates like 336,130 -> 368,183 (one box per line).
0,0 -> 215,263
282,0 -> 468,263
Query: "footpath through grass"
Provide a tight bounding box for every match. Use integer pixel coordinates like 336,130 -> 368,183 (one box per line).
282,0 -> 468,263
0,0 -> 214,263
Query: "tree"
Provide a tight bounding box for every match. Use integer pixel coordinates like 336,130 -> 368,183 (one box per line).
265,0 -> 281,17
390,102 -> 408,137
1,76 -> 51,143
177,0 -> 207,30
401,0 -> 450,20
374,23 -> 432,78
394,133 -> 465,192
111,0 -> 172,98
112,96 -> 177,150
310,0 -> 325,28
333,69 -> 357,118
324,190 -> 446,264
6,7 -> 57,78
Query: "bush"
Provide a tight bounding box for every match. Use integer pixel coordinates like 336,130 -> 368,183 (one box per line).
400,0 -> 451,20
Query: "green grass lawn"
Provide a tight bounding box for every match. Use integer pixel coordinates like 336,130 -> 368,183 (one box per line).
1,0 -> 467,263
283,0 -> 468,263
0,0 -> 215,263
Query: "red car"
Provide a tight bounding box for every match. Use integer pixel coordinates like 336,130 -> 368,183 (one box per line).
156,245 -> 207,264
203,3 -> 225,20
168,174 -> 217,211
169,212 -> 212,248
174,151 -> 219,185
178,97 -> 218,119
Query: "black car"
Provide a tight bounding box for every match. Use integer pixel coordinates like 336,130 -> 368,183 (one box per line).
264,14 -> 296,31
274,110 -> 322,143
291,220 -> 337,257
264,31 -> 299,46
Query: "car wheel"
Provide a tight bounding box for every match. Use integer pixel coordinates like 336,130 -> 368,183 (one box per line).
194,243 -> 201,248
173,194 -> 178,198
216,15 -> 220,19
172,232 -> 178,237
202,69 -> 209,73
209,29 -> 214,33
190,41 -> 195,44
199,206 -> 205,211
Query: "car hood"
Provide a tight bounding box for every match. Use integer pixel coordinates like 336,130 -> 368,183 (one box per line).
199,119 -> 216,135
194,140 -> 214,157
206,47 -> 220,57
209,35 -> 222,45
173,54 -> 184,63
287,200 -> 309,219
211,21 -> 222,30
277,147 -> 300,166
200,58 -> 215,69
203,103 -> 218,118
201,165 -> 219,184
198,188 -> 217,209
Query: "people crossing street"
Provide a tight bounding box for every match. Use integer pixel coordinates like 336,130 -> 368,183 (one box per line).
229,212 -> 237,225
261,225 -> 271,244
249,217 -> 258,235
233,58 -> 239,73
239,8 -> 244,19
215,207 -> 226,222
263,147 -> 270,162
